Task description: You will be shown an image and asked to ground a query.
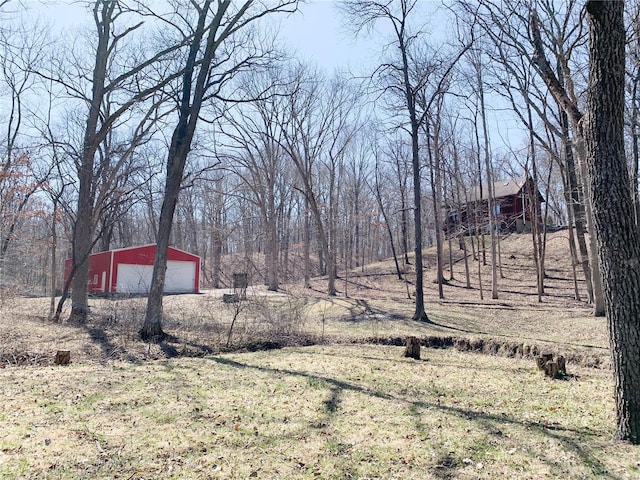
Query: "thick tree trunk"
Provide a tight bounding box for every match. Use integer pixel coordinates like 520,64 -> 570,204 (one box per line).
141,142 -> 188,342
584,0 -> 640,444
69,181 -> 94,323
411,125 -> 428,321
69,2 -> 112,323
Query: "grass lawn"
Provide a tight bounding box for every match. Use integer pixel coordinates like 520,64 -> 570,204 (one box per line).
1,344 -> 638,479
1,232 -> 638,478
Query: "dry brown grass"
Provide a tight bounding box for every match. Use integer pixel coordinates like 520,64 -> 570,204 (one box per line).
1,231 -> 606,366
1,345 -> 638,479
1,230 -> 635,479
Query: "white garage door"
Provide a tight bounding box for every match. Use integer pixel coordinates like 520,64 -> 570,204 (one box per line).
116,261 -> 195,294
165,260 -> 196,293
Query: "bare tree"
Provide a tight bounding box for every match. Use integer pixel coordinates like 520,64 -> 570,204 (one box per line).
456,0 -> 603,313
220,68 -> 292,292
469,45 -> 499,299
370,141 -> 404,280
35,0 -> 186,323
278,66 -> 359,296
0,19 -> 51,261
340,0 -> 431,320
141,0 -> 298,341
529,7 -> 604,316
341,0 -> 468,320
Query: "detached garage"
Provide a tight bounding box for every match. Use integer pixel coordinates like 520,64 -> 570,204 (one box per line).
65,245 -> 200,295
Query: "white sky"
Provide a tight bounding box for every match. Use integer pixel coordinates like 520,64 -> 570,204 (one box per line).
21,0 -> 373,73
277,0 -> 380,74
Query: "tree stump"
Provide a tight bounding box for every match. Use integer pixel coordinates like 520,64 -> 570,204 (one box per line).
536,353 -> 553,370
404,336 -> 421,360
54,350 -> 71,366
536,353 -> 566,379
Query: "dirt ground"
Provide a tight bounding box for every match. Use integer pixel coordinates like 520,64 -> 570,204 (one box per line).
0,230 -> 607,367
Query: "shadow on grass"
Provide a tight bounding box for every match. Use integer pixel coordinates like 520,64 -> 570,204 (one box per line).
73,319 -> 182,363
208,355 -> 620,480
80,324 -> 141,363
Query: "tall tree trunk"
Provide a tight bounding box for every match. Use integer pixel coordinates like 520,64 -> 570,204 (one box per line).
561,111 -> 593,303
69,1 -> 112,323
399,46 -> 428,321
476,56 -> 498,300
526,99 -> 544,301
142,0 -> 215,341
427,120 -> 444,300
143,139 -> 189,341
584,0 -> 640,443
142,0 -> 296,339
303,203 -> 311,288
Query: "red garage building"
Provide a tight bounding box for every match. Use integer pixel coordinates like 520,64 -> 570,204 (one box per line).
64,245 -> 200,295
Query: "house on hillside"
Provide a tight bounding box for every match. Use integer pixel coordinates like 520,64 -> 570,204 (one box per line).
64,244 -> 201,295
443,176 -> 544,237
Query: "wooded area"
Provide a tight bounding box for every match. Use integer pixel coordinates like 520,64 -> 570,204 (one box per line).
1,0 -> 640,443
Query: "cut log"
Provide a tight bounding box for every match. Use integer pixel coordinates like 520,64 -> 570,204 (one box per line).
536,353 -> 553,370
404,336 -> 421,360
536,353 -> 566,379
54,350 -> 70,365
556,355 -> 566,373
545,360 -> 559,379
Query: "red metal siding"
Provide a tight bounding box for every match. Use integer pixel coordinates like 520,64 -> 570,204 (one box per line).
65,245 -> 201,294
88,251 -> 112,294
63,253 -> 111,294
113,244 -> 156,266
